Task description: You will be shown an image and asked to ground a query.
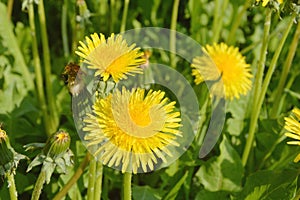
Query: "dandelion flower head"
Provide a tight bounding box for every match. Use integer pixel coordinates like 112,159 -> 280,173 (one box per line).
191,43 -> 252,100
284,107 -> 300,162
75,33 -> 146,82
83,87 -> 182,174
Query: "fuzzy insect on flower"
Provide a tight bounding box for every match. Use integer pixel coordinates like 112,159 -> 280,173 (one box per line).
75,33 -> 146,83
83,87 -> 182,174
191,43 -> 252,100
284,107 -> 300,162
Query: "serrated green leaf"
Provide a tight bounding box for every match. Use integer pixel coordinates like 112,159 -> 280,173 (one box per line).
244,185 -> 270,200
227,118 -> 244,136
196,136 -> 244,192
195,190 -> 230,200
132,185 -> 162,200
0,2 -> 33,113
235,169 -> 299,200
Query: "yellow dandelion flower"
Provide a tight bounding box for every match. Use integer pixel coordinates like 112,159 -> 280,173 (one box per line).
284,107 -> 300,162
76,33 -> 145,82
83,87 -> 182,174
256,0 -> 283,7
191,43 -> 252,100
75,33 -> 106,59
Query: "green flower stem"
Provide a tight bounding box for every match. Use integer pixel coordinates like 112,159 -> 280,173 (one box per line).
123,172 -> 132,200
53,153 -> 90,200
28,3 -> 49,135
87,157 -> 96,200
38,0 -> 58,136
240,24 -> 285,55
253,9 -> 272,112
293,187 -> 300,200
227,0 -> 252,45
6,0 -> 13,20
211,0 -> 220,43
94,161 -> 103,200
6,172 -> 17,200
241,9 -> 272,166
62,0 -> 70,58
242,12 -> 295,167
110,0 -> 116,33
31,170 -> 46,200
270,20 -> 300,118
170,0 -> 180,69
195,96 -> 210,145
211,0 -> 229,43
102,173 -> 109,199
120,0 -> 130,32
257,14 -> 295,110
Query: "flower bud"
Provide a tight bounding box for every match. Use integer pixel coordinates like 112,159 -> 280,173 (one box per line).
0,128 -> 14,170
43,130 -> 71,159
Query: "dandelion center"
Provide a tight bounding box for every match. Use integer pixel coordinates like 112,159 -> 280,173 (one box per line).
129,102 -> 151,127
56,132 -> 69,143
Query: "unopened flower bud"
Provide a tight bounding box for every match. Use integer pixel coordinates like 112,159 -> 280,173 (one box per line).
0,128 -> 14,170
43,130 -> 71,159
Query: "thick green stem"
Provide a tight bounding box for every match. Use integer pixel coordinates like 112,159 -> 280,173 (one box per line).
53,153 -> 90,200
7,0 -> 14,20
270,20 -> 300,118
240,24 -> 285,55
31,170 -> 46,200
62,0 -> 70,58
94,161 -> 103,200
38,0 -> 58,136
170,0 -> 180,69
28,3 -> 49,135
241,9 -> 272,166
87,157 -> 96,200
227,0 -> 252,45
242,12 -> 295,167
120,0 -> 130,32
257,15 -> 295,110
123,172 -> 132,200
6,172 -> 18,200
110,0 -> 116,33
211,0 -> 229,43
211,0 -> 220,43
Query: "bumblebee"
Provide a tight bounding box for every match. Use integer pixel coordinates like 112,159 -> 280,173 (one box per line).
62,62 -> 85,96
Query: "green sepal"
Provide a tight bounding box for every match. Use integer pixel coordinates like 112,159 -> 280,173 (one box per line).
26,154 -> 46,172
55,149 -> 74,174
23,143 -> 46,152
42,159 -> 56,184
